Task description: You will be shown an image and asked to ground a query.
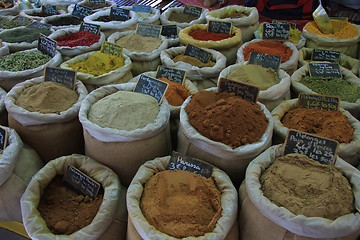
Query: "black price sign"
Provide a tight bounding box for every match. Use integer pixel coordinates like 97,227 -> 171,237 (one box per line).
110,7 -> 130,21
72,4 -> 92,20
218,78 -> 259,103
161,25 -> 178,38
248,52 -> 282,71
26,21 -> 52,29
100,41 -> 122,57
63,165 -> 101,199
134,74 -> 169,104
208,21 -> 232,34
309,62 -> 342,78
79,22 -> 100,34
89,0 -> 106,4
311,49 -> 340,62
183,5 -> 203,18
184,44 -> 211,64
38,33 -> 56,57
167,151 -> 213,178
298,93 -> 339,111
136,23 -> 162,38
272,20 -> 296,29
283,130 -> 338,165
42,5 -> 56,15
262,23 -> 290,41
44,67 -> 76,90
156,66 -> 186,85
133,4 -> 151,13
12,15 -> 33,22
0,127 -> 8,154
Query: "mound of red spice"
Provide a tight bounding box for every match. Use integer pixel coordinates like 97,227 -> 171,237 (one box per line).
55,31 -> 100,47
189,29 -> 233,41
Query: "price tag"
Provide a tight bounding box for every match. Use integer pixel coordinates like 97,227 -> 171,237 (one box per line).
63,165 -> 101,199
133,4 -> 151,13
218,78 -> 259,103
110,7 -> 130,21
272,20 -> 296,29
12,15 -> 33,22
89,0 -> 106,4
0,127 -> 8,154
72,4 -> 92,20
184,44 -> 211,64
134,74 -> 169,104
208,21 -> 232,34
167,151 -> 213,178
135,23 -> 162,38
311,49 -> 340,62
44,67 -> 76,90
297,93 -> 339,111
26,21 -> 52,29
309,62 -> 342,78
161,25 -> 178,38
156,66 -> 186,85
79,22 -> 100,34
38,33 -> 56,57
283,130 -> 338,165
100,41 -> 122,57
42,5 -> 56,15
183,5 -> 203,18
248,52 -> 282,71
262,23 -> 290,41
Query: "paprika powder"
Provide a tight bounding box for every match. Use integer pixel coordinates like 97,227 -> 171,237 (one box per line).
243,40 -> 293,63
158,77 -> 190,106
55,30 -> 100,47
189,29 -> 233,41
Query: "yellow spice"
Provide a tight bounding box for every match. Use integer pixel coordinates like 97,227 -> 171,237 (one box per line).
304,19 -> 358,39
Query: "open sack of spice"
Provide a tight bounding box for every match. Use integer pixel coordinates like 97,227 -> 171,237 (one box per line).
127,155 -> 239,240
121,5 -> 161,28
240,144 -> 360,240
20,7 -> 68,21
67,0 -> 116,14
160,7 -> 209,29
0,15 -> 32,31
41,13 -> 83,31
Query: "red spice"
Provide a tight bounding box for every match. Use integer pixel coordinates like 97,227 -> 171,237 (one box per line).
56,31 -> 100,47
189,30 -> 233,41
243,41 -> 293,63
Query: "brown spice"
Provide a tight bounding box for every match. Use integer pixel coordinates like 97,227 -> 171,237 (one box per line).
95,15 -> 124,22
159,77 -> 190,106
168,12 -> 199,23
172,55 -> 215,67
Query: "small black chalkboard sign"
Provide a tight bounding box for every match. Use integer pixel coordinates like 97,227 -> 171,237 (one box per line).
218,78 -> 259,103
184,44 -> 211,64
38,33 -> 56,57
311,49 -> 340,62
262,23 -> 290,41
155,66 -> 186,85
100,41 -> 122,57
79,22 -> 100,35
167,151 -> 213,178
72,4 -> 92,20
208,20 -> 232,34
26,21 -> 52,29
0,127 -> 8,154
44,67 -> 76,90
309,62 -> 342,78
42,5 -> 56,15
110,7 -> 130,21
135,23 -> 162,38
272,20 -> 296,29
161,25 -> 178,38
133,74 -> 169,104
248,52 -> 282,71
283,130 -> 338,165
133,4 -> 151,13
63,165 -> 101,199
298,93 -> 339,111
12,15 -> 33,22
89,0 -> 106,4
183,5 -> 203,18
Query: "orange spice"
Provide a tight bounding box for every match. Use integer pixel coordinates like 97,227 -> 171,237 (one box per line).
159,77 -> 190,106
243,41 -> 293,63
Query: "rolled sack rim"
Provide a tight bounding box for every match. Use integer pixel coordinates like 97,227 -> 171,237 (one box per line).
205,5 -> 259,26
121,5 -> 160,24
160,7 -> 209,29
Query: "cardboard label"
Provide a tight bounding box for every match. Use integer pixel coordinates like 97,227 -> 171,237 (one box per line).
133,4 -> 151,13
44,67 -> 76,90
26,21 -> 52,29
311,49 -> 340,62
161,25 -> 178,38
12,15 -> 33,22
110,7 -> 130,21
183,5 -> 203,18
208,20 -> 232,34
134,74 -> 169,104
89,0 -> 106,4
63,165 -> 101,199
298,93 -> 339,111
100,41 -> 122,57
272,20 -> 296,29
0,127 -> 8,154
38,33 -> 56,57
262,23 -> 290,41
248,52 -> 282,71
283,130 -> 338,165
155,66 -> 186,84
79,22 -> 100,34
42,5 -> 56,14
218,78 -> 259,103
135,23 -> 162,38
72,4 -> 92,19
184,44 -> 211,64
309,62 -> 342,78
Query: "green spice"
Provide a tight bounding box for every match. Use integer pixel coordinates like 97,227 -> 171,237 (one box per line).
0,17 -> 31,29
0,50 -> 52,72
0,28 -> 52,43
300,76 -> 360,103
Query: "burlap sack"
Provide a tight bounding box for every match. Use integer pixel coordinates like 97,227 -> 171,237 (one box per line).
41,13 -> 83,31
0,126 -> 42,222
107,30 -> 168,76
160,7 -> 209,29
20,154 -> 121,240
127,155 -> 238,240
160,46 -> 227,90
5,77 -> 88,162
79,82 -> 171,186
67,0 -> 116,14
237,39 -> 299,75
20,7 -> 67,21
0,42 -> 9,56
121,6 -> 161,30
177,87 -> 273,187
291,65 -> 360,119
240,144 -> 360,239
179,24 -> 242,66
218,62 -> 291,111
205,5 -> 259,42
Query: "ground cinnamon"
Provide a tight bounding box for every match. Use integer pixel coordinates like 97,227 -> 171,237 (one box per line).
159,77 -> 190,106
243,41 -> 292,63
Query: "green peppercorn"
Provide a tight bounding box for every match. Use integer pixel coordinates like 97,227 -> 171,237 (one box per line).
0,50 -> 52,72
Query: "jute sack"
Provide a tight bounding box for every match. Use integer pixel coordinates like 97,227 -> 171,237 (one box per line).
0,48 -> 62,91
60,50 -> 133,92
218,62 -> 291,111
237,39 -> 299,75
179,24 -> 242,66
160,46 -> 227,90
160,7 -> 209,29
107,30 -> 168,76
205,5 -> 259,42
291,65 -> 360,119
0,86 -> 7,126
177,87 -> 274,187
67,0 -> 116,14
127,155 -> 239,240
41,13 -> 83,31
298,47 -> 360,77
271,99 -> 360,166
0,126 -> 42,222
20,7 -> 67,21
121,6 -> 161,31
20,154 -> 120,240
0,41 -> 9,56
240,144 -> 360,240
5,77 -> 88,162
79,82 -> 171,187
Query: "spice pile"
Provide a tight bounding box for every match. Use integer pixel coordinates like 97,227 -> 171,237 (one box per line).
168,12 -> 199,23
220,11 -> 248,18
116,33 -> 162,53
189,29 -> 234,41
304,19 -> 358,39
81,2 -> 110,10
46,16 -> 82,26
0,50 -> 52,72
0,28 -> 52,43
172,54 -> 215,67
55,31 -> 100,47
243,40 -> 293,63
95,16 -> 125,22
0,17 -> 31,29
159,77 -> 190,106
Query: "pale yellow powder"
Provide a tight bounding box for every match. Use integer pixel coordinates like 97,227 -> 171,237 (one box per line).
115,33 -> 162,53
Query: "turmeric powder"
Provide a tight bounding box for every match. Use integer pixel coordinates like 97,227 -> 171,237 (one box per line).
159,77 -> 190,106
304,19 -> 358,39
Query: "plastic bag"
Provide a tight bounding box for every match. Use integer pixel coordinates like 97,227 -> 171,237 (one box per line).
160,7 -> 208,29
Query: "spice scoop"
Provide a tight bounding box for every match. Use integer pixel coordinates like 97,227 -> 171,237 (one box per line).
312,0 -> 334,34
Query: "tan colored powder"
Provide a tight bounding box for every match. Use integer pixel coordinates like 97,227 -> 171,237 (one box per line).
140,169 -> 222,238
115,33 -> 162,53
172,55 -> 216,67
261,154 -> 355,220
88,91 -> 159,131
168,12 -> 199,23
15,81 -> 78,114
